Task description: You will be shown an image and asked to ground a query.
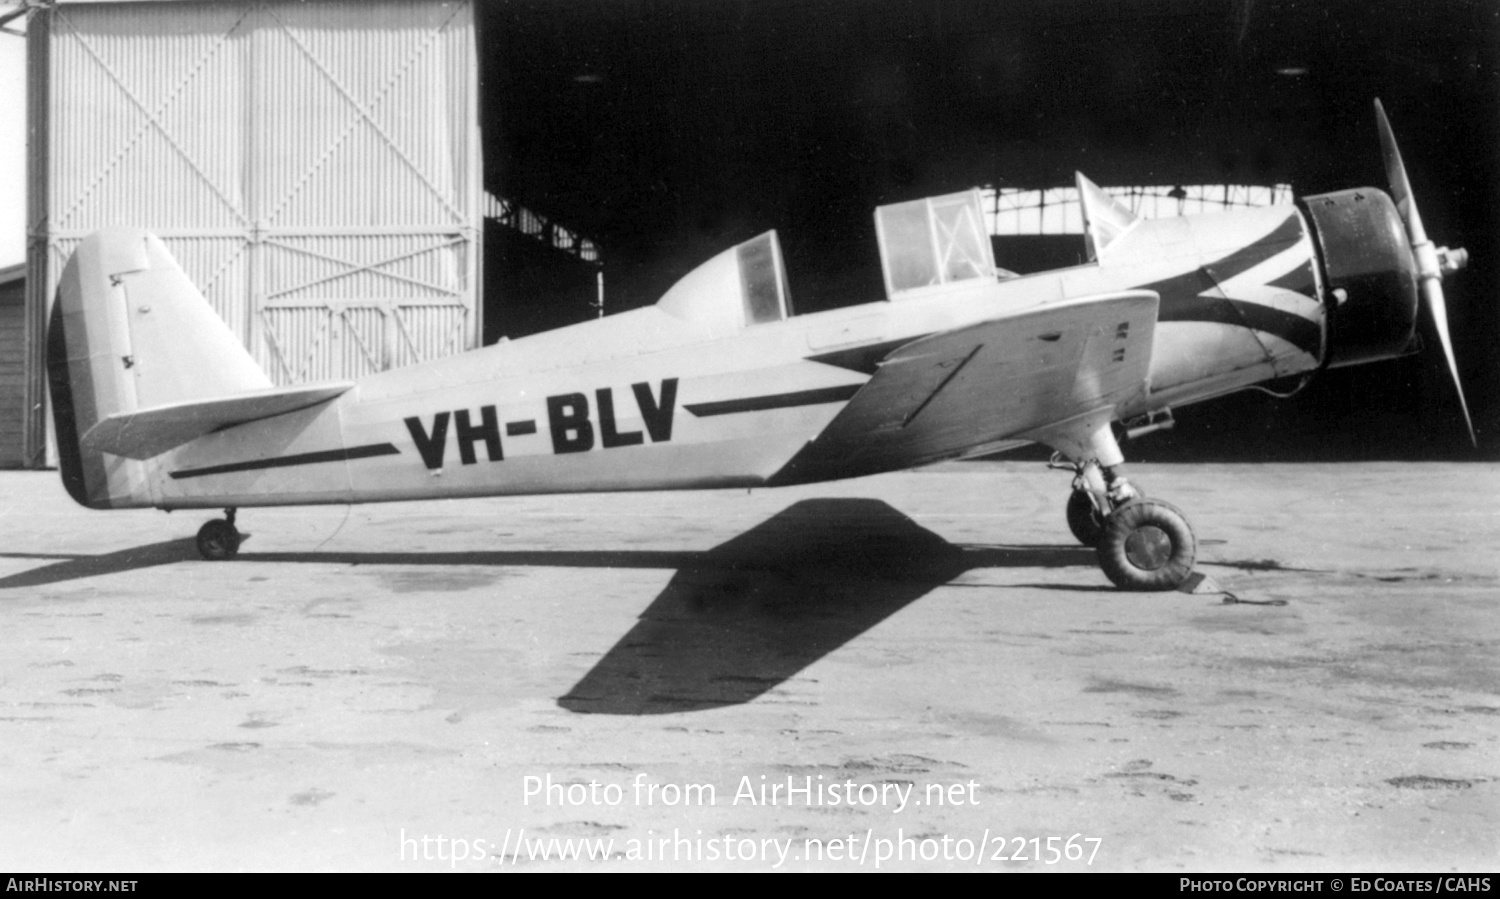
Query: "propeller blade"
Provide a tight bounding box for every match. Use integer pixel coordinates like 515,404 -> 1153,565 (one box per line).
1375,98 -> 1429,247
1375,99 -> 1477,447
1421,278 -> 1478,446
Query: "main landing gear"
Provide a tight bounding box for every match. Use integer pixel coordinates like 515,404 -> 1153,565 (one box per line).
1042,415 -> 1196,591
196,508 -> 242,561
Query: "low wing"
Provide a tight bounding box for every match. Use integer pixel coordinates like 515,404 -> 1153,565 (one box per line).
81,382 -> 354,460
774,290 -> 1158,482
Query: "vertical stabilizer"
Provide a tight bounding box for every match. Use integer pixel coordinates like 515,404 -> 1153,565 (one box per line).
48,230 -> 272,508
1076,172 -> 1140,262
126,236 -> 272,407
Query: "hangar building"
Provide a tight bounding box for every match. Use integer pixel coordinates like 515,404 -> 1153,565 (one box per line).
10,0 -> 1497,467
20,0 -> 487,467
0,262 -> 22,466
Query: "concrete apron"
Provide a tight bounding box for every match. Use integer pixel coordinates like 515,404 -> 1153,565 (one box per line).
0,462 -> 1495,871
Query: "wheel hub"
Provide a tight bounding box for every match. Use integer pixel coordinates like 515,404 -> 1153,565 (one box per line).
1124,525 -> 1172,571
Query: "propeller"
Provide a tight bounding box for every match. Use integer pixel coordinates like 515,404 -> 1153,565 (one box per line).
1374,98 -> 1476,446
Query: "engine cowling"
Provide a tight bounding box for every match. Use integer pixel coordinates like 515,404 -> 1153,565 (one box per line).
1300,187 -> 1420,369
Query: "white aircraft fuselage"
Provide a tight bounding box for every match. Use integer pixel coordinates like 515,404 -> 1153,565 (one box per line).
59,200 -> 1346,511
52,172 -> 1434,516
45,103 -> 1462,591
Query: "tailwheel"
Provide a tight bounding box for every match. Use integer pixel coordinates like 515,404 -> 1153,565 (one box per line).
196,511 -> 241,561
1066,488 -> 1105,547
1096,499 -> 1196,591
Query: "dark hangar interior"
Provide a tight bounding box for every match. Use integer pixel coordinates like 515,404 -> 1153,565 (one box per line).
477,0 -> 1499,461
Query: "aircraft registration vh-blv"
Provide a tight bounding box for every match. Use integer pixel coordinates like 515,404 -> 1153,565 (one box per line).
47,101 -> 1474,591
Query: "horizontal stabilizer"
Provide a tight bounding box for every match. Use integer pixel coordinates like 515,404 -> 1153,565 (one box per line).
81,382 -> 354,460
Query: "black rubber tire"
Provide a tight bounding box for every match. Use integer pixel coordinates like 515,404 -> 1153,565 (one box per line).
1096,499 -> 1195,591
196,519 -> 241,561
1066,489 -> 1106,547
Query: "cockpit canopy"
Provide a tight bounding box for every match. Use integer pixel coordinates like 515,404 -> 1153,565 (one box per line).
874,188 -> 997,299
656,189 -> 997,333
656,230 -> 793,337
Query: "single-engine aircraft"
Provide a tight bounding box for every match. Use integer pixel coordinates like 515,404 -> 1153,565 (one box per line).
47,101 -> 1474,591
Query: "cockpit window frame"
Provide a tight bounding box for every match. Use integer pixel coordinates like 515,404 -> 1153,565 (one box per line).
875,189 -> 997,299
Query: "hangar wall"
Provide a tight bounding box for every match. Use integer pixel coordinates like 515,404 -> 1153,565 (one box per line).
25,0 -> 482,466
0,264 -> 24,467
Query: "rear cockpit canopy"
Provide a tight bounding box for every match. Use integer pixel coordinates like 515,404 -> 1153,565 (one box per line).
655,230 -> 794,337
875,189 -> 998,299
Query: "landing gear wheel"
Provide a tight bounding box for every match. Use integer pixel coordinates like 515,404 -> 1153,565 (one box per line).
196,519 -> 241,561
1096,499 -> 1195,591
1066,489 -> 1106,547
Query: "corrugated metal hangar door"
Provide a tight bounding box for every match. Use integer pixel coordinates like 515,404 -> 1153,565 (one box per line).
27,0 -> 481,464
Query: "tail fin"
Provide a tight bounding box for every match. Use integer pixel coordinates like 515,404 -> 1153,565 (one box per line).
48,229 -> 274,508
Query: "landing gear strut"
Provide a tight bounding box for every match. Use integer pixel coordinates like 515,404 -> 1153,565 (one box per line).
1040,413 -> 1196,591
196,508 -> 242,561
1056,455 -> 1140,548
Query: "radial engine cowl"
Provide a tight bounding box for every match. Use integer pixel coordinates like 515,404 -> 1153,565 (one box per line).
1301,187 -> 1419,369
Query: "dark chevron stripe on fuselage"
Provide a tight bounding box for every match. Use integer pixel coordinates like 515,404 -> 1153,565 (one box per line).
683,384 -> 863,417
805,337 -> 925,375
805,215 -> 1322,381
169,443 -> 402,480
1137,213 -> 1322,356
1267,260 -> 1316,296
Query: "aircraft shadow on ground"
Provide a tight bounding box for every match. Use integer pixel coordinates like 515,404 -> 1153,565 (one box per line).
0,498 -> 1094,715
556,498 -> 1087,715
0,539 -> 203,588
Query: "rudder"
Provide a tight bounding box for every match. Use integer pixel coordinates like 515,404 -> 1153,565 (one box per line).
48,229 -> 273,508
